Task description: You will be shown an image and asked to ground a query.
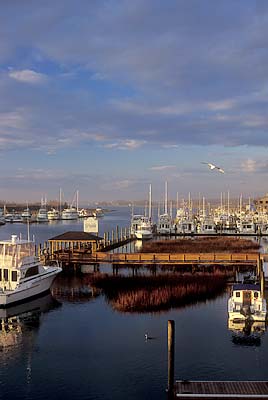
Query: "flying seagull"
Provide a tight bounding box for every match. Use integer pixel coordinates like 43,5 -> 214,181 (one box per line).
201,162 -> 225,174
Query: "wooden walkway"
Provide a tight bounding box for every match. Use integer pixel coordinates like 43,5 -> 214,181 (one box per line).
77,251 -> 260,265
175,380 -> 268,399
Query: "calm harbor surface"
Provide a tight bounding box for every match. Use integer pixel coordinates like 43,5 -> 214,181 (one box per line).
1,207 -> 268,400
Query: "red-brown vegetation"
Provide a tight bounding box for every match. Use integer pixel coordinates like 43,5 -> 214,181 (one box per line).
89,273 -> 227,313
141,237 -> 260,253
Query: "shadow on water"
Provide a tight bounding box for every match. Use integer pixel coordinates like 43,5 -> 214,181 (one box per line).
87,272 -> 228,313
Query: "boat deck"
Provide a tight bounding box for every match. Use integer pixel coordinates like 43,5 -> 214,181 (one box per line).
175,380 -> 268,399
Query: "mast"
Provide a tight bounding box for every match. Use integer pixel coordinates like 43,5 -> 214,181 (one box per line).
59,188 -> 62,215
76,190 -> 79,212
148,184 -> 152,221
164,181 -> 168,215
227,190 -> 230,220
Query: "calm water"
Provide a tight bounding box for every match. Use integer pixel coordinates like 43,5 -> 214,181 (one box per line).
1,207 -> 268,400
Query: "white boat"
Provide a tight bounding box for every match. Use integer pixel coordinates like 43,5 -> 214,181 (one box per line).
199,218 -> 216,234
0,208 -> 6,225
237,219 -> 256,234
61,207 -> 79,220
176,218 -> 196,234
157,213 -> 173,235
228,283 -> 267,322
131,215 -> 153,240
47,208 -> 60,220
21,207 -> 32,221
4,212 -> 23,223
37,207 -> 48,222
0,235 -> 62,307
95,208 -> 104,217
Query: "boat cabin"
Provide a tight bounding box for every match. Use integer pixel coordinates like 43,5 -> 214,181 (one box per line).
0,236 -> 36,291
228,283 -> 266,322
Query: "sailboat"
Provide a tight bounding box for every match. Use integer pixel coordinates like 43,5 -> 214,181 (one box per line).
131,185 -> 153,240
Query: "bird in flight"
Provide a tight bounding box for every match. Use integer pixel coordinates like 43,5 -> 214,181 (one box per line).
201,162 -> 225,174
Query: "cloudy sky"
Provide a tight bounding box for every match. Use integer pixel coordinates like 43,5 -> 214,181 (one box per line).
1,0 -> 268,204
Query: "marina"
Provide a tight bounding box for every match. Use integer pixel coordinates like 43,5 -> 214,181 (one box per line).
0,207 -> 268,400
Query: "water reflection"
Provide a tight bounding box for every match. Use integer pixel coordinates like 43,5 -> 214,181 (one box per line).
89,273 -> 227,313
51,274 -> 100,303
0,293 -> 61,353
229,319 -> 266,346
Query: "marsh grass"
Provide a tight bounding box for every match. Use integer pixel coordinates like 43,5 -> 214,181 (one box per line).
141,237 -> 260,253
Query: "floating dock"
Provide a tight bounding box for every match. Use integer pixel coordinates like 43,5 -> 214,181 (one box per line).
174,380 -> 268,399
167,321 -> 268,399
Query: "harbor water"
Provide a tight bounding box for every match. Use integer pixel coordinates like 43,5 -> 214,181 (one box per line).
1,207 -> 268,400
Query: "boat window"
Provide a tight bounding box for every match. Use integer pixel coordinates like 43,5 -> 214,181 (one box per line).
11,271 -> 17,281
3,269 -> 8,281
254,292 -> 259,298
25,265 -> 39,278
235,292 -> 240,297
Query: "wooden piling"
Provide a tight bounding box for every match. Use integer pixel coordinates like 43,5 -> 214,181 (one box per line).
167,320 -> 175,396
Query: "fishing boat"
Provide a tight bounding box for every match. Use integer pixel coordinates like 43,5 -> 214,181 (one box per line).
131,215 -> 153,240
228,283 -> 267,322
47,208 -> 60,220
61,207 -> 79,220
0,235 -> 62,307
37,207 -> 48,222
157,213 -> 173,235
21,206 -> 32,221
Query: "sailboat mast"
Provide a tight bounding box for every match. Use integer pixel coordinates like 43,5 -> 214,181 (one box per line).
148,184 -> 152,220
164,181 -> 168,214
76,190 -> 79,212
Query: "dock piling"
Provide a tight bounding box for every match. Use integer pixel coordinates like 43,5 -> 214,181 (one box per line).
167,320 -> 175,397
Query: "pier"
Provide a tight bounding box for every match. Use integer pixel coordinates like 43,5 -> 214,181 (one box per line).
36,230 -> 268,275
167,320 -> 268,399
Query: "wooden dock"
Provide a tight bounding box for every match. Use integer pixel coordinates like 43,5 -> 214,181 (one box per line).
174,380 -> 268,399
88,252 -> 260,265
167,321 -> 268,399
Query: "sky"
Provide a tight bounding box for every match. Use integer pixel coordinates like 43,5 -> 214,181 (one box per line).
1,0 -> 268,204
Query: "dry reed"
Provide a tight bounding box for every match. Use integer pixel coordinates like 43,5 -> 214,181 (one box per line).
141,237 -> 260,253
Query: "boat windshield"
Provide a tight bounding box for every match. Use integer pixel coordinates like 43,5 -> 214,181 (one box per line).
0,242 -> 35,268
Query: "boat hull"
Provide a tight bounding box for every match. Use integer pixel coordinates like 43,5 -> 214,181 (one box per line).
0,267 -> 61,308
228,311 -> 267,322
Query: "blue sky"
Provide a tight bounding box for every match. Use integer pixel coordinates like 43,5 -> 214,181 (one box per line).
1,0 -> 268,203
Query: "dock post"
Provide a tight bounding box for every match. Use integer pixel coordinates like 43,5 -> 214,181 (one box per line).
260,260 -> 265,297
167,320 -> 175,397
116,225 -> 119,242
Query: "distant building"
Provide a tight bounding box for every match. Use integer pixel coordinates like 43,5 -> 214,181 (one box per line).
255,193 -> 268,211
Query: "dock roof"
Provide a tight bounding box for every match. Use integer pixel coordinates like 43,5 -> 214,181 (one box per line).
48,231 -> 103,242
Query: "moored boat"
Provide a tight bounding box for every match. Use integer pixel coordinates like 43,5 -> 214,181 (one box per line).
0,235 -> 62,307
228,283 -> 267,322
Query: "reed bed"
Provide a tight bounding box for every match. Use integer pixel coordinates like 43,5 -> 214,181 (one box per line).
141,237 -> 260,253
89,273 -> 227,313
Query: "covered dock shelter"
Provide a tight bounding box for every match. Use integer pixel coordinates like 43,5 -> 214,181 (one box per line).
48,231 -> 103,255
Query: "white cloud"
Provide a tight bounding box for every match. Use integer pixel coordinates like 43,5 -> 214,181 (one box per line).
104,139 -> 146,150
150,165 -> 176,171
8,69 -> 47,84
241,159 -> 257,173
